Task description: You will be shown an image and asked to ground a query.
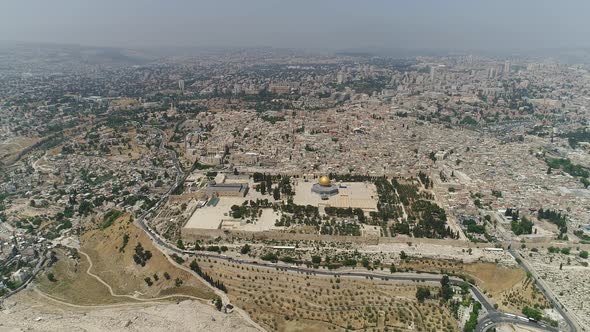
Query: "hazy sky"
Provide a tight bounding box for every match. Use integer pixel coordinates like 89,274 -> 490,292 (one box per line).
2,0 -> 590,51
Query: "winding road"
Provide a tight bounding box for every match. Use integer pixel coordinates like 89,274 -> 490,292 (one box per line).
131,126 -> 572,332
78,250 -> 209,303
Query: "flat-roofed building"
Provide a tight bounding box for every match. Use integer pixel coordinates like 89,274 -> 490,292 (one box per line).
206,182 -> 249,197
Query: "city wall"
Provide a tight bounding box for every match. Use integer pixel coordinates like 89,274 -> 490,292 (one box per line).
181,228 -> 379,245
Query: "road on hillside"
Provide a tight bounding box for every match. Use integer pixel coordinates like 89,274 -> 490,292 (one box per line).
134,138 -> 567,332
508,249 -> 579,332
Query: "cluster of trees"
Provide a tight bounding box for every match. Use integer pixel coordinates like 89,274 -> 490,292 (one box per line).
574,230 -> 590,242
253,173 -> 293,198
371,177 -> 402,222
229,199 -> 273,219
260,114 -> 285,124
281,201 -> 319,219
77,200 -> 93,217
132,243 -> 152,267
409,200 -> 454,239
144,276 -> 153,286
561,128 -> 590,149
260,252 -> 278,263
511,216 -> 534,236
119,234 -> 129,253
463,301 -> 482,332
463,219 -> 486,234
320,220 -> 361,236
240,244 -> 251,255
171,254 -> 185,264
418,171 -> 433,189
234,173 -> 456,240
368,176 -> 456,239
537,209 -> 567,235
505,208 -> 518,218
328,174 -> 374,182
392,178 -> 420,206
274,212 -> 321,228
439,275 -> 454,302
230,204 -> 261,220
189,260 -> 227,292
193,244 -> 228,253
415,287 -> 431,303
102,209 -> 123,229
522,306 -> 543,321
324,207 -> 366,222
545,158 -> 589,178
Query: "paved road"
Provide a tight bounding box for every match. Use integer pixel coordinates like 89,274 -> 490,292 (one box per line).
508,249 -> 579,332
133,134 -> 560,332
0,254 -> 47,303
136,205 -> 561,332
478,312 -> 559,332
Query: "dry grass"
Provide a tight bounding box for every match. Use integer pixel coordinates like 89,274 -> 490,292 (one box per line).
80,214 -> 216,300
0,136 -> 39,163
189,257 -> 459,332
37,248 -> 132,305
397,257 -> 547,312
462,262 -> 525,295
497,278 -> 551,314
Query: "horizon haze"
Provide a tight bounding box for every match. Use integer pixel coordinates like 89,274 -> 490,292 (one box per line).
2,0 -> 590,52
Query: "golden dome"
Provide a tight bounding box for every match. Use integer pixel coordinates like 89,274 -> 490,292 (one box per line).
319,176 -> 331,186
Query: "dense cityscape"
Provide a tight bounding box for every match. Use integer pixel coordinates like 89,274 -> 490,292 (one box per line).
1,6 -> 590,331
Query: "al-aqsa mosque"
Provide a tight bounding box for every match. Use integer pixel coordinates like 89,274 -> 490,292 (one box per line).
311,176 -> 339,199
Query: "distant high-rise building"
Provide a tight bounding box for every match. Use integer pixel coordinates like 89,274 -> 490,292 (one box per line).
488,67 -> 496,79
430,66 -> 436,81
503,61 -> 510,74
178,79 -> 185,91
336,71 -> 345,84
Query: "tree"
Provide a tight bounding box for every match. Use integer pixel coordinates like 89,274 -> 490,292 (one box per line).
78,200 -> 93,216
580,251 -> 588,259
260,182 -> 266,195
177,239 -> 185,250
511,216 -> 533,235
361,257 -> 370,269
273,187 -> 281,200
415,287 -> 431,303
215,297 -> 223,311
440,275 -> 453,302
266,174 -> 272,191
389,263 -> 396,273
522,306 -> 543,321
460,281 -> 470,294
47,272 -> 56,282
311,255 -> 322,265
189,259 -> 200,273
429,151 -> 437,162
399,251 -> 407,260
240,244 -> 251,255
